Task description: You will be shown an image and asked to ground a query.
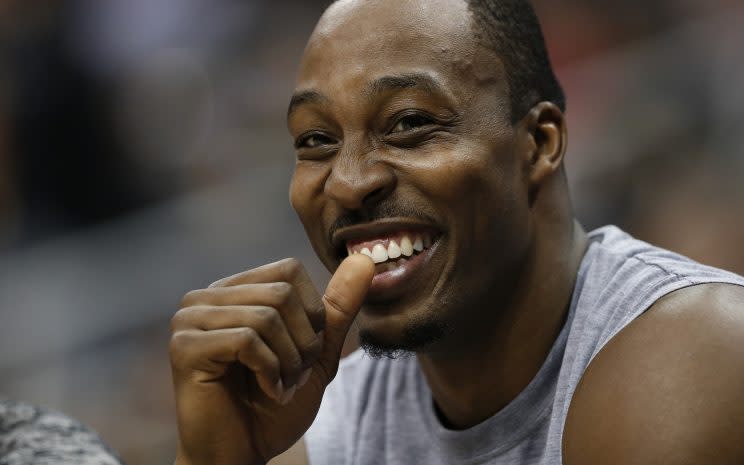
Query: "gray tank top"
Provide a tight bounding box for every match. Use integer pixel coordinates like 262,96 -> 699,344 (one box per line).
305,226 -> 744,465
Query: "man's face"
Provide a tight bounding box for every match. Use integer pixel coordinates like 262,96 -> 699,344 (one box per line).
288,0 -> 533,355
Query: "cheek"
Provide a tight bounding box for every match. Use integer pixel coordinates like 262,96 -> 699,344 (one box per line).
288,174 -> 305,218
290,164 -> 341,271
290,163 -> 322,213
405,140 -> 528,268
289,163 -> 329,240
407,140 -> 520,221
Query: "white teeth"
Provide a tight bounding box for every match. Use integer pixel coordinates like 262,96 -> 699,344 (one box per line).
387,240 -> 402,259
347,246 -> 354,256
371,244 -> 388,263
413,236 -> 424,252
352,232 -> 434,263
400,236 -> 414,256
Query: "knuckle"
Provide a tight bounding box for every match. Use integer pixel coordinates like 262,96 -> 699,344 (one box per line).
279,257 -> 303,279
322,290 -> 345,313
254,306 -> 281,330
180,289 -> 202,308
169,312 -> 182,332
270,282 -> 293,306
168,331 -> 193,366
170,306 -> 195,331
236,327 -> 259,348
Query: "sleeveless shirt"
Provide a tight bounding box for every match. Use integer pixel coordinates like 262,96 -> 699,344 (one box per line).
305,226 -> 744,465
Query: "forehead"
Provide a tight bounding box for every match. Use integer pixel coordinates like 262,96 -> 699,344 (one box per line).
295,0 -> 505,102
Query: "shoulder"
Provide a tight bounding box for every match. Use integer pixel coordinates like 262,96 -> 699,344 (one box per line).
0,399 -> 122,465
563,283 -> 744,465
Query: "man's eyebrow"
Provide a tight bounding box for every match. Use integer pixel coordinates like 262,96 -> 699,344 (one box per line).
287,90 -> 327,118
365,73 -> 448,98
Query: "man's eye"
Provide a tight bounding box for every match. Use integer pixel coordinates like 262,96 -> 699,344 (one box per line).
390,114 -> 434,134
297,133 -> 334,149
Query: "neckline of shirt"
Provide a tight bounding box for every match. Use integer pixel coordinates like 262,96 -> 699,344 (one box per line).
408,238 -> 601,462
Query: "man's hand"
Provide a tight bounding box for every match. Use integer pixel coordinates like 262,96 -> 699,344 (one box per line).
170,255 -> 374,465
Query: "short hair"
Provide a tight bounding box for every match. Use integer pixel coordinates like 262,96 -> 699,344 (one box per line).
465,0 -> 566,123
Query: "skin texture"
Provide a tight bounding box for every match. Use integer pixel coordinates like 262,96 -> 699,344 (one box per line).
170,0 -> 744,464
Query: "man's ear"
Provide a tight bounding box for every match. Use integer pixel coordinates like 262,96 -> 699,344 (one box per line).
521,101 -> 567,198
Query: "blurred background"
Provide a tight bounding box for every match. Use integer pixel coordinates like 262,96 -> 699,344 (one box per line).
1,0 -> 743,463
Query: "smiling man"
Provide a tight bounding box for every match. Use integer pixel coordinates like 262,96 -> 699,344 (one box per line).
169,1 -> 744,464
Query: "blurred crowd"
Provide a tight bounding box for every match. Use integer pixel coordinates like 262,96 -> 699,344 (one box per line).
1,1 -> 742,464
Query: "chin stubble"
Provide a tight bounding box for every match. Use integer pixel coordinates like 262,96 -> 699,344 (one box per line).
358,314 -> 448,359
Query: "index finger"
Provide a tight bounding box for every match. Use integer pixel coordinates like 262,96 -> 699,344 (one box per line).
209,258 -> 324,330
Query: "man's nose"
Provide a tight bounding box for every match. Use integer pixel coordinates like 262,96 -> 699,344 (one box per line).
324,150 -> 395,211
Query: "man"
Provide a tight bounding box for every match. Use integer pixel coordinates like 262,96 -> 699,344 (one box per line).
169,0 -> 744,464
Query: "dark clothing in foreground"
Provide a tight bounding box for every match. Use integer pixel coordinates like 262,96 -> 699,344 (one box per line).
0,398 -> 122,465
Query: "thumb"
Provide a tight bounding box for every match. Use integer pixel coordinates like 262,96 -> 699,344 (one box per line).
317,254 -> 374,376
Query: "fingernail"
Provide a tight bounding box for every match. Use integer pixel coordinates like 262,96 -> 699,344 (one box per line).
208,279 -> 222,288
280,384 -> 297,405
298,368 -> 312,388
274,379 -> 284,401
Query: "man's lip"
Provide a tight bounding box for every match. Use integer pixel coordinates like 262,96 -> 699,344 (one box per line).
330,218 -> 440,258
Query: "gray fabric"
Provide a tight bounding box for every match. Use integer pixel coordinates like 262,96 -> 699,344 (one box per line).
305,225 -> 744,465
0,398 -> 123,465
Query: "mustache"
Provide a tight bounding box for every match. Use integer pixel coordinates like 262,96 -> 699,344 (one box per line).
328,203 -> 438,244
